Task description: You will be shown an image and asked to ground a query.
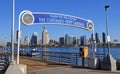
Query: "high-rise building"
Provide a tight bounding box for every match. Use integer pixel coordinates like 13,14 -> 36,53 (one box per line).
31,32 -> 38,45
65,34 -> 67,45
24,36 -> 30,46
59,37 -> 64,45
95,32 -> 100,43
65,34 -> 76,46
42,26 -> 49,45
68,35 -> 74,45
80,35 -> 86,45
77,39 -> 80,46
73,37 -> 76,45
6,42 -> 12,47
91,33 -> 93,40
102,32 -> 106,43
65,34 -> 69,45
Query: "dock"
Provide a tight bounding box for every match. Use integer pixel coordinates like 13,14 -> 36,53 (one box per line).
18,57 -> 67,71
18,57 -> 120,74
27,66 -> 120,74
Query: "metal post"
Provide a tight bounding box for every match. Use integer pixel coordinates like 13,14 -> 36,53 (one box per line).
17,10 -> 31,64
91,24 -> 96,58
92,29 -> 95,58
11,0 -> 15,64
105,5 -> 110,55
82,57 -> 85,67
75,53 -> 78,66
17,15 -> 21,64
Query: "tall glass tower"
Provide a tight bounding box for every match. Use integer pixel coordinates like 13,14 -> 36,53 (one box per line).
95,32 -> 100,43
31,32 -> 38,45
24,36 -> 30,46
102,32 -> 106,43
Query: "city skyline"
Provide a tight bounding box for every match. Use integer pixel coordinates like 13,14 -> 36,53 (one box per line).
21,31 -> 115,45
0,0 -> 120,45
4,31 -> 120,46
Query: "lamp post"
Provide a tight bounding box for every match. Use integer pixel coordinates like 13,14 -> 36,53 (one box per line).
17,10 -> 33,64
11,0 -> 15,64
92,28 -> 96,58
105,5 -> 110,55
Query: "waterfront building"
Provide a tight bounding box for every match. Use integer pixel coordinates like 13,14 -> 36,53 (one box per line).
80,35 -> 86,45
31,32 -> 38,45
39,40 -> 42,45
65,34 -> 75,46
49,39 -> 54,46
54,40 -> 59,45
6,42 -> 12,47
76,39 -> 80,46
113,39 -> 119,43
102,32 -> 106,43
65,34 -> 69,45
68,35 -> 74,45
42,26 -> 49,45
91,34 -> 93,40
87,38 -> 91,45
49,39 -> 59,46
59,37 -> 65,45
73,37 -> 77,45
95,32 -> 100,43
24,36 -> 30,46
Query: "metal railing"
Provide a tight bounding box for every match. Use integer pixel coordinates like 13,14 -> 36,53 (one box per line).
0,53 -> 10,74
21,51 -> 106,66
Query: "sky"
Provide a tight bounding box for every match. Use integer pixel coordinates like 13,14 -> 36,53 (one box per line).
0,0 -> 120,45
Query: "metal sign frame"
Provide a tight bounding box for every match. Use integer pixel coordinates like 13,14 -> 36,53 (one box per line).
21,11 -> 94,31
17,10 -> 96,64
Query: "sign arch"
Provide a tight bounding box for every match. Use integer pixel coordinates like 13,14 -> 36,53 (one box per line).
16,10 -> 96,64
21,10 -> 94,31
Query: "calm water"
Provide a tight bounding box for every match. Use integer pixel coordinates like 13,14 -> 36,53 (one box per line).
13,47 -> 120,60
3,47 -> 120,65
4,47 -> 120,60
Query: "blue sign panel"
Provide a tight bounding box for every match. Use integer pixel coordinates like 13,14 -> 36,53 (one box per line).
32,12 -> 93,30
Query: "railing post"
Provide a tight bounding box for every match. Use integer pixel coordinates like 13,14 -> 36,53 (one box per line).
75,53 -> 78,66
82,57 -> 85,67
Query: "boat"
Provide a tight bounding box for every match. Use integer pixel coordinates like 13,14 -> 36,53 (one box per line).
31,48 -> 40,56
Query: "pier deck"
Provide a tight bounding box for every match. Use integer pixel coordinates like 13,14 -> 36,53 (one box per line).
19,57 -> 67,71
27,67 -> 120,74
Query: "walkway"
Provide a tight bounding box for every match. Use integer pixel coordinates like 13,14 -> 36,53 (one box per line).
19,57 -> 67,71
27,67 -> 120,74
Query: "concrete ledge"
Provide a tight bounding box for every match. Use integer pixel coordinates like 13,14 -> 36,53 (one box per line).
88,58 -> 100,69
5,64 -> 26,74
100,54 -> 116,71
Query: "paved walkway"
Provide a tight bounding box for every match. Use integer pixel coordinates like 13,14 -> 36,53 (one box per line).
18,57 -> 65,71
27,66 -> 120,74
